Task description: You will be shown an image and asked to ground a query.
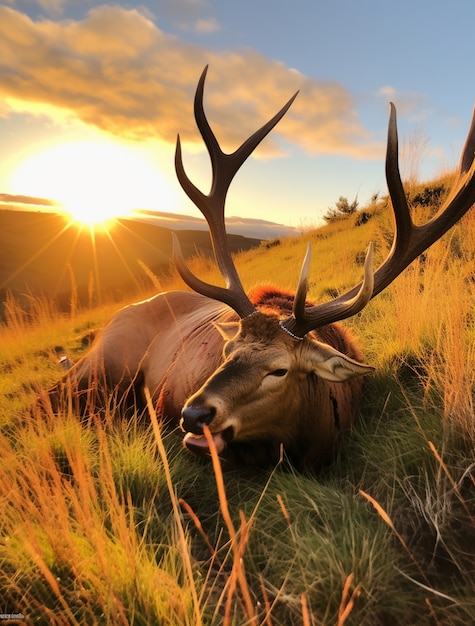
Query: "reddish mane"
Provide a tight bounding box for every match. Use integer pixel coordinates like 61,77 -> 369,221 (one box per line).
248,284 -> 362,361
248,284 -> 309,314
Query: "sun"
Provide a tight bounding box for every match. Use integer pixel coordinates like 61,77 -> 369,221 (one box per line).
10,139 -> 180,227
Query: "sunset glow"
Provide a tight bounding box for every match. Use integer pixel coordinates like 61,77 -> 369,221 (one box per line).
0,3 -> 472,227
10,140 -> 179,227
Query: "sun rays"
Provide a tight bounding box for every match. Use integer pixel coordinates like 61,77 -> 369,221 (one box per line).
2,135 -> 182,304
9,138 -> 180,228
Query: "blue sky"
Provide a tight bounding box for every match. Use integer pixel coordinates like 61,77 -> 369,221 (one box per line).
0,0 -> 474,234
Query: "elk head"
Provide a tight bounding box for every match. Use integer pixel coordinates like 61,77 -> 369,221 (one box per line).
173,66 -> 475,459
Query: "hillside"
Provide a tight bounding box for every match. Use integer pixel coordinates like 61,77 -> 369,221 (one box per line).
0,209 -> 260,313
0,189 -> 474,625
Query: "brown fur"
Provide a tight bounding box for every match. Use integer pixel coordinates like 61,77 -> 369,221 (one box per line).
43,285 -> 371,473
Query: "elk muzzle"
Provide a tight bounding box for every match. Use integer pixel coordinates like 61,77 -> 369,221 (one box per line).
181,404 -> 216,434
180,403 -> 232,456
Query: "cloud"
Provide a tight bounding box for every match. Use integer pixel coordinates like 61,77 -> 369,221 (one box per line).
195,17 -> 220,33
131,209 -> 300,239
377,85 -> 430,121
36,0 -> 67,16
0,5 -> 383,159
377,86 -> 396,100
160,0 -> 210,25
0,192 -> 60,206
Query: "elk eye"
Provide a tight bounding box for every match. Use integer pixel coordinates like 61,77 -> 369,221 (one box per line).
268,368 -> 288,377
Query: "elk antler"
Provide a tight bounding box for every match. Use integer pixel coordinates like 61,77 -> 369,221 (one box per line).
175,69 -> 475,338
173,65 -> 298,317
280,102 -> 475,339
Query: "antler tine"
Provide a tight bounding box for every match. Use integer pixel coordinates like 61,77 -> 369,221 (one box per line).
281,242 -> 374,338
459,104 -> 475,177
281,102 -> 475,339
371,101 -> 475,298
175,65 -> 298,318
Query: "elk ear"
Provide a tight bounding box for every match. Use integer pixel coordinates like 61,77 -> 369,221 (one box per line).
309,341 -> 374,382
214,321 -> 240,341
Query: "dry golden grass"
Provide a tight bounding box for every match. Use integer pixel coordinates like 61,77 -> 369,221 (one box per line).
0,189 -> 474,624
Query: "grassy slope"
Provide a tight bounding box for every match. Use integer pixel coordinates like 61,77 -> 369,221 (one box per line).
0,209 -> 260,316
0,193 -> 474,625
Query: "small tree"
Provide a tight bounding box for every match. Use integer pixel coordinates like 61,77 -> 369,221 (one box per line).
323,196 -> 359,223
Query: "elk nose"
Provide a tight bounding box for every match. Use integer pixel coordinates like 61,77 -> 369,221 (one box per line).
180,405 -> 216,434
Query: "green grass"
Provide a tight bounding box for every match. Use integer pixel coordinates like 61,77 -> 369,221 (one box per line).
0,197 -> 474,624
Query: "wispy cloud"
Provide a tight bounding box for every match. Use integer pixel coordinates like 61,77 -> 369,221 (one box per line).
377,85 -> 430,121
0,5 -> 382,159
160,0 -> 211,26
195,17 -> 220,33
0,192 -> 60,207
131,209 -> 300,238
36,0 -> 67,16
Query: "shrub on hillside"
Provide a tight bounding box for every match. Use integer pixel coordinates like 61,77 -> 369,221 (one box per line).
323,195 -> 359,223
410,183 -> 447,209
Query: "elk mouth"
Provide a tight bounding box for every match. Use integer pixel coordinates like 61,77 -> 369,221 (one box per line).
183,426 -> 234,457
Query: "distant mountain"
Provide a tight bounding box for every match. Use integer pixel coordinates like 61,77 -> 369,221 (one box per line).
0,194 -> 300,240
0,209 -> 261,314
129,209 -> 300,239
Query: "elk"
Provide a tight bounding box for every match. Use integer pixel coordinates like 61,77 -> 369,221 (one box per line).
44,67 -> 475,472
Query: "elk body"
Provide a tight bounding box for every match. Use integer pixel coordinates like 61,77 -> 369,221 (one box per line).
45,68 -> 475,473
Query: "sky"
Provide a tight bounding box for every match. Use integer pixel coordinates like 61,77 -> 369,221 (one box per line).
0,0 -> 474,236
